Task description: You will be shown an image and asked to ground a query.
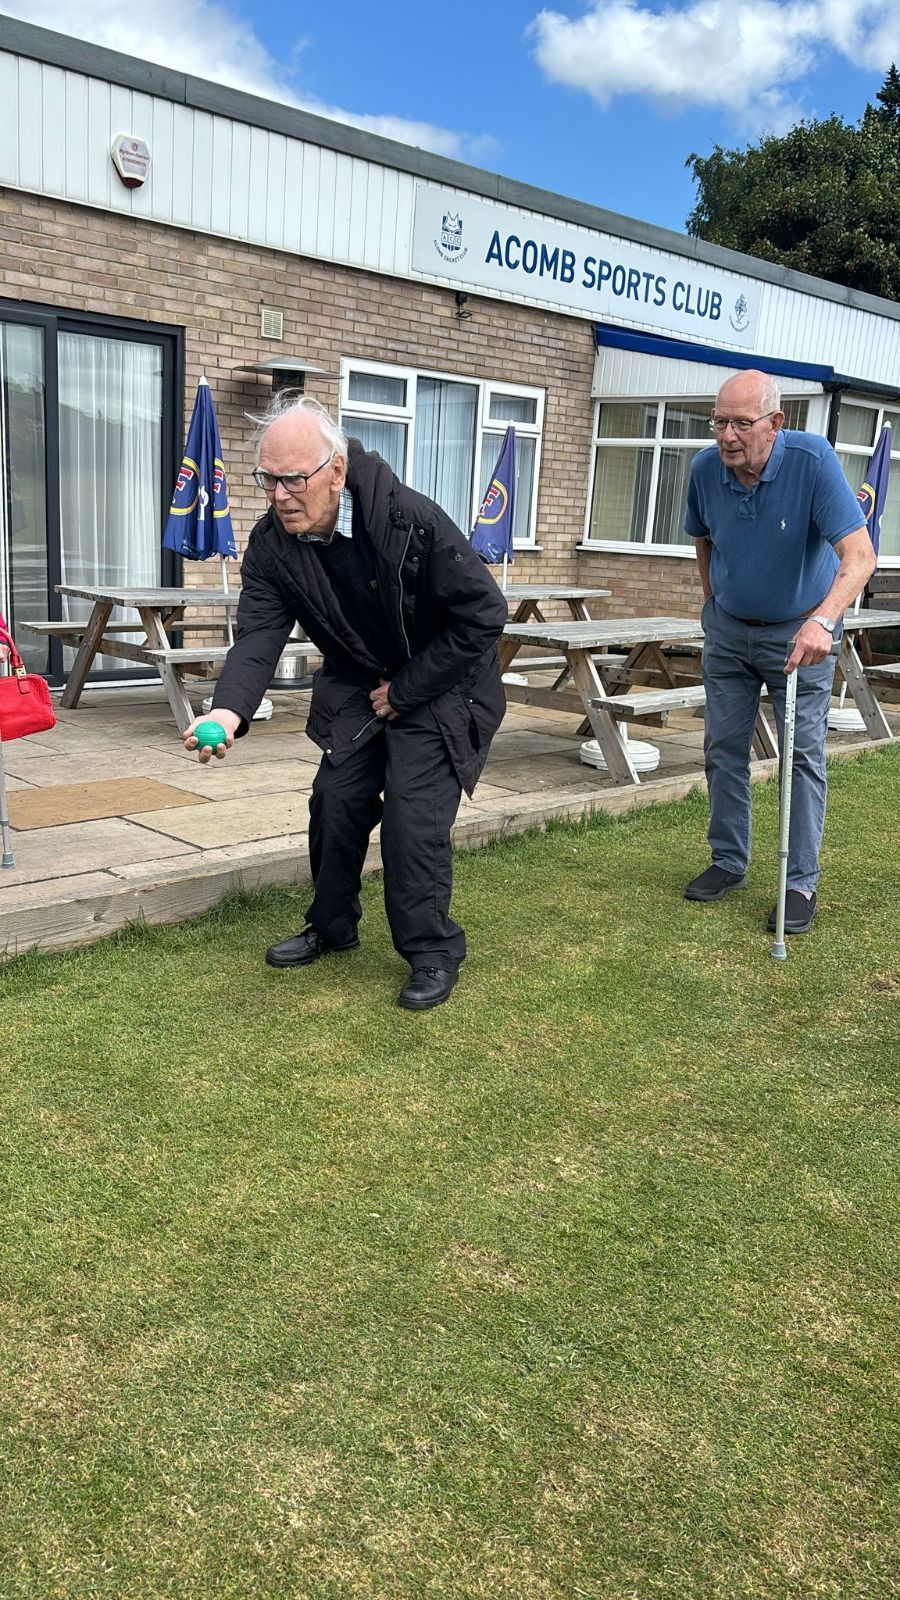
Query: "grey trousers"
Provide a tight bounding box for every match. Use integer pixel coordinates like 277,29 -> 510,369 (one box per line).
701,598 -> 838,892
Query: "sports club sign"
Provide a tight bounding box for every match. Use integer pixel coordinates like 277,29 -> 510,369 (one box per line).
411,187 -> 760,348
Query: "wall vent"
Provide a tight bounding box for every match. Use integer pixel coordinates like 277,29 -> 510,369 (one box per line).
260,308 -> 284,340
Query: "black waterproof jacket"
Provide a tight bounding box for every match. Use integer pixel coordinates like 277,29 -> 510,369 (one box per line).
212,439 -> 508,795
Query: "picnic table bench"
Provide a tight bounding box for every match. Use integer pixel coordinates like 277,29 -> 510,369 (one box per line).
501,617 -> 710,784
596,685 -> 708,719
142,642 -> 321,675
29,585 -> 319,734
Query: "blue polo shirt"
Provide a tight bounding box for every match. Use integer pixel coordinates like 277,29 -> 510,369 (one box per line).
685,429 -> 864,621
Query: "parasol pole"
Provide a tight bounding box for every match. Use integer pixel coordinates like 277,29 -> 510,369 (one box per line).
221,554 -> 234,647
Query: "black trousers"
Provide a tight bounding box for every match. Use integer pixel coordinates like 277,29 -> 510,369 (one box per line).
305,704 -> 465,968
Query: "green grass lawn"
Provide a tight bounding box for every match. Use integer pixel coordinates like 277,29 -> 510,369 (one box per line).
1,748 -> 897,1600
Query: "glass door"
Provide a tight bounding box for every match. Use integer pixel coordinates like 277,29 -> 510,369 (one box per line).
0,299 -> 179,685
0,319 -> 50,673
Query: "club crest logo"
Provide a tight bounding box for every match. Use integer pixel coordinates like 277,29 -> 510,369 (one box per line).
729,293 -> 750,332
212,461 -> 231,517
857,479 -> 875,523
476,480 -> 508,525
170,455 -> 200,514
169,455 -> 231,520
434,211 -> 468,263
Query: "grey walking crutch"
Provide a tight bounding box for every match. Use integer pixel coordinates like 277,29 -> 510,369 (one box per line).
771,638 -> 840,960
770,661 -> 798,961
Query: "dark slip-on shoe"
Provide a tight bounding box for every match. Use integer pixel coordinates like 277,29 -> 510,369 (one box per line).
396,966 -> 459,1011
767,891 -> 817,935
265,926 -> 360,969
684,865 -> 748,901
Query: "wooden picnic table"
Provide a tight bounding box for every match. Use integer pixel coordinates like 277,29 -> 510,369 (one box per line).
500,584 -> 610,623
29,585 -> 314,734
834,609 -> 900,739
500,610 -> 899,786
500,616 -> 707,784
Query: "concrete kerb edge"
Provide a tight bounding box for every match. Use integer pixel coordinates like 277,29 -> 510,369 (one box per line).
0,738 -> 890,961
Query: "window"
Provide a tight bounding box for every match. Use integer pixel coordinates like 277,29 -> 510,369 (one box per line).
340,360 -> 544,545
835,399 -> 900,561
0,299 -> 179,681
585,395 -> 809,552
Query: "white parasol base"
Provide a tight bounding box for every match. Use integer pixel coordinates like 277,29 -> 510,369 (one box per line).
580,737 -> 660,773
827,705 -> 866,732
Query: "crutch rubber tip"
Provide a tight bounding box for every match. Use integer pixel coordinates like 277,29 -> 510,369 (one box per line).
770,942 -> 787,960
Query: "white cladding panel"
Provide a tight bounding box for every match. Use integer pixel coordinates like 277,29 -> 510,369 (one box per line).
592,346 -> 823,400
2,50 -> 900,390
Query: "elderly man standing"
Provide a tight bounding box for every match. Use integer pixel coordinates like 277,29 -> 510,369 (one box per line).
185,395 -> 507,1010
684,370 -> 875,933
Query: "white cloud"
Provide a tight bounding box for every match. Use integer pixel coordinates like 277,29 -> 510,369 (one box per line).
5,0 -> 498,162
528,1 -> 900,133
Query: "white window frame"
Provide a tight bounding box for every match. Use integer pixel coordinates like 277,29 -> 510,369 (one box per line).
834,395 -> 900,568
582,393 -> 810,558
339,358 -> 545,548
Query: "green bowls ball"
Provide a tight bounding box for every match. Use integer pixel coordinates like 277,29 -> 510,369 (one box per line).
193,718 -> 228,750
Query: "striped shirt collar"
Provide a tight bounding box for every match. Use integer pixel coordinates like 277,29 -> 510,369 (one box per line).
302,486 -> 353,545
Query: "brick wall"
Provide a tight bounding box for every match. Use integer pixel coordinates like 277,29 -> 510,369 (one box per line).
0,189 -> 702,618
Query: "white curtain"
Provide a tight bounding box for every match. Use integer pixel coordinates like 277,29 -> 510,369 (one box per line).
413,377 -> 477,533
342,414 -> 406,480
58,334 -> 162,667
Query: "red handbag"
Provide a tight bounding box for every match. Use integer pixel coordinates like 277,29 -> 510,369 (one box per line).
0,622 -> 57,741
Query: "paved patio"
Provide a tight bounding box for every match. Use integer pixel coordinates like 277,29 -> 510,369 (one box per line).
0,678 -> 895,959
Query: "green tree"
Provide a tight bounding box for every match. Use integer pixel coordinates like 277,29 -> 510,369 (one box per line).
685,67 -> 900,299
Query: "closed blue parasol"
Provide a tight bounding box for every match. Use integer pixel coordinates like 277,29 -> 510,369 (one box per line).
471,425 -> 516,587
163,376 -> 237,641
856,422 -> 891,562
832,423 -> 892,727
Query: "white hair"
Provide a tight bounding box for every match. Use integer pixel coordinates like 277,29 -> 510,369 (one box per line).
251,393 -> 348,466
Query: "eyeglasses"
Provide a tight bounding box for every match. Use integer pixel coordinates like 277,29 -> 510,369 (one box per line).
709,412 -> 777,434
252,454 -> 334,495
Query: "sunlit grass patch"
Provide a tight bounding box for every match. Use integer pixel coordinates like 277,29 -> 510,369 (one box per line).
0,748 -> 897,1598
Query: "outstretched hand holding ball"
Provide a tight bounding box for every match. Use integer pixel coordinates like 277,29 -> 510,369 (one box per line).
182,708 -> 242,763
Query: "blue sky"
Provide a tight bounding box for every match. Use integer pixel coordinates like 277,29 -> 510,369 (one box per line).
8,0 -> 900,234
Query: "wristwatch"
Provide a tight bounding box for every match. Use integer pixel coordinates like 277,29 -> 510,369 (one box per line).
811,614 -> 836,633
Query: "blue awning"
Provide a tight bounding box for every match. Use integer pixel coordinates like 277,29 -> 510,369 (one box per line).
593,323 -> 836,387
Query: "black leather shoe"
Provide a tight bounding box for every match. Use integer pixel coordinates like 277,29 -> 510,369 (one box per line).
684,865 -> 748,901
397,966 -> 459,1011
265,926 -> 359,969
767,890 -> 817,934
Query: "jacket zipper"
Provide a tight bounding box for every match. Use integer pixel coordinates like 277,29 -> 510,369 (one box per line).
396,527 -> 413,659
351,527 -> 414,743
